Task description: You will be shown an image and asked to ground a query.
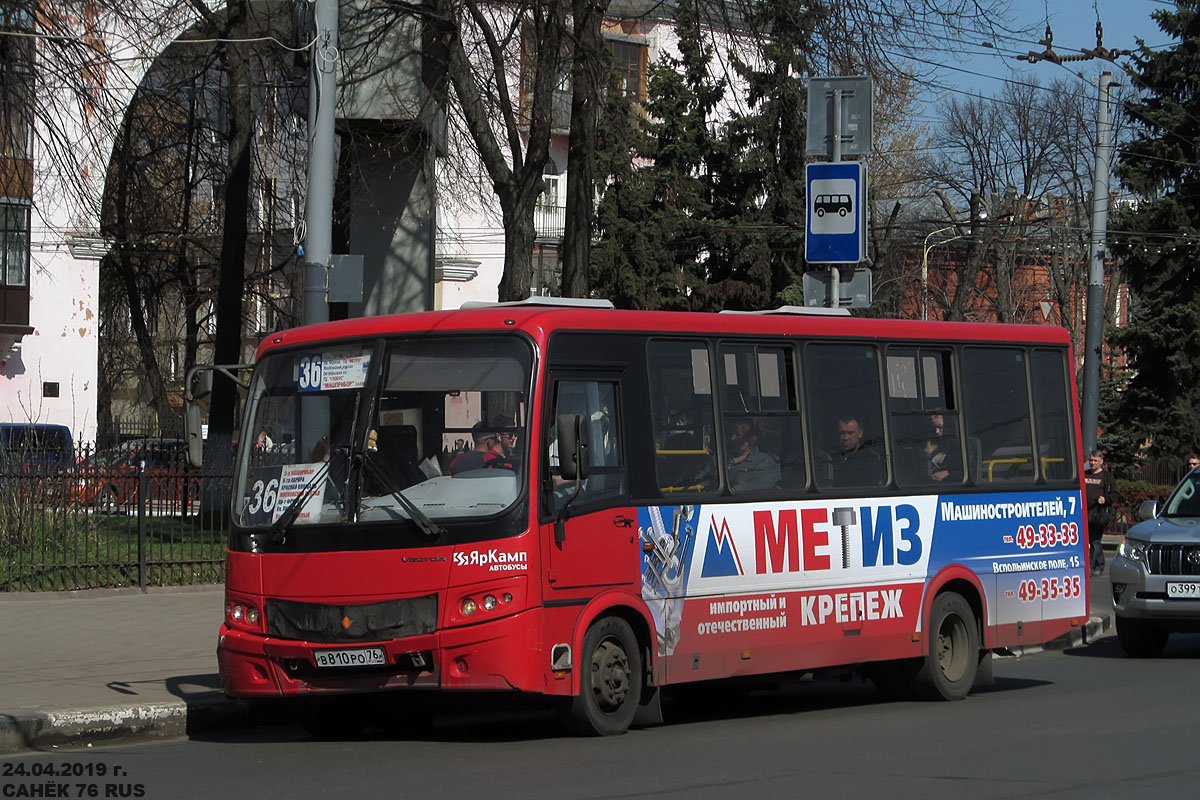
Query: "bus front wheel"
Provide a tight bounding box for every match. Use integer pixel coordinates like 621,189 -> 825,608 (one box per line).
566,616 -> 643,736
916,592 -> 978,700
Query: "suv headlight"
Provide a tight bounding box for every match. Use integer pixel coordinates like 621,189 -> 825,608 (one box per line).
1117,538 -> 1147,562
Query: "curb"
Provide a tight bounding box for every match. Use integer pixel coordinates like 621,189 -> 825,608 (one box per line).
0,694 -> 257,755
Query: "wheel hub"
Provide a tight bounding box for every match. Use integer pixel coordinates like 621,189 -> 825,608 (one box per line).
591,640 -> 630,710
936,614 -> 968,682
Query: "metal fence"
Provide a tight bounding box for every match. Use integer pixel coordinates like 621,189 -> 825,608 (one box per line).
0,442 -> 231,592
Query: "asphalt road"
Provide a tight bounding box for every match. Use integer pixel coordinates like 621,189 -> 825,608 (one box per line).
4,633 -> 1198,800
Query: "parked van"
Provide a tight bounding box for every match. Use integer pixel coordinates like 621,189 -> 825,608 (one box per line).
0,423 -> 74,470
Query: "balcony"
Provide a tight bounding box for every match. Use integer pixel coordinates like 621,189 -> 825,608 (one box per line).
535,202 -> 565,241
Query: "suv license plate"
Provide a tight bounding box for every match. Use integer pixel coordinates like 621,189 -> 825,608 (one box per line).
1166,582 -> 1200,599
314,647 -> 386,668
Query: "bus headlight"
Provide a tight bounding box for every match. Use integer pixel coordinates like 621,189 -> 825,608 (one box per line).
224,597 -> 264,632
448,577 -> 527,627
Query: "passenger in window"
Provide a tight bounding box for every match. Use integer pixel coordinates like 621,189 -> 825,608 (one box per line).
449,422 -> 502,474
727,420 -> 779,493
925,414 -> 961,482
492,416 -> 521,471
831,415 -> 884,485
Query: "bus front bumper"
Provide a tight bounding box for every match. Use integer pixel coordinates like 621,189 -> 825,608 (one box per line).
218,608 -> 542,697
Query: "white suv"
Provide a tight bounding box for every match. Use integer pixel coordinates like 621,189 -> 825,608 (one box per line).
1111,471 -> 1200,657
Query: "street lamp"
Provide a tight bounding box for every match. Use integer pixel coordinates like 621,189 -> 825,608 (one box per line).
921,225 -> 964,321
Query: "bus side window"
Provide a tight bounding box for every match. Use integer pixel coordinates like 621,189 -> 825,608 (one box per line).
1031,349 -> 1076,483
886,348 -> 964,487
546,379 -> 626,511
648,340 -> 717,494
962,347 -> 1035,484
805,342 -> 887,489
718,343 -> 804,493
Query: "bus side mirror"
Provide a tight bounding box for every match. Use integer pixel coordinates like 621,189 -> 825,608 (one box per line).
188,369 -> 213,400
557,414 -> 589,481
185,403 -> 204,468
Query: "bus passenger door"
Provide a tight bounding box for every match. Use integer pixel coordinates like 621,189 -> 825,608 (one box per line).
542,376 -> 638,590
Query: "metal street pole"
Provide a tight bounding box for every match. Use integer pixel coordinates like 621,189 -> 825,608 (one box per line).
829,88 -> 842,309
1081,71 -> 1116,455
303,0 -> 336,327
300,0 -> 336,456
921,225 -> 962,321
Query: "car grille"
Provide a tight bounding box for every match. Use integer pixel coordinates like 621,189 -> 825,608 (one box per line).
1146,544 -> 1200,576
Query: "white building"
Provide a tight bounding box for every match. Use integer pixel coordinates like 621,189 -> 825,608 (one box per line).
0,1 -> 103,443
434,9 -> 751,309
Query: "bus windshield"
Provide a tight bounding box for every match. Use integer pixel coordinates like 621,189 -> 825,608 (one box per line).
234,335 -> 532,531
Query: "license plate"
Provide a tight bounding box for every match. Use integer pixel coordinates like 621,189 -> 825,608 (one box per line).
1167,582 -> 1200,599
313,646 -> 386,668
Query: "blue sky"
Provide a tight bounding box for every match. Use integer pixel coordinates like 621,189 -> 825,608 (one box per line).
930,0 -> 1172,97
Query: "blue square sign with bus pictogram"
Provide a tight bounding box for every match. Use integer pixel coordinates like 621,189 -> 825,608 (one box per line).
806,162 -> 867,264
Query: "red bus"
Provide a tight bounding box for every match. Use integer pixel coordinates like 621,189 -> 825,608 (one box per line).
199,299 -> 1087,735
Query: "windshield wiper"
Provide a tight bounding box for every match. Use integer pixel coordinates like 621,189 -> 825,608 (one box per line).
360,455 -> 445,539
270,458 -> 332,544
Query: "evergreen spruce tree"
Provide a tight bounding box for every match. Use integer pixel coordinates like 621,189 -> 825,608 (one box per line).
591,0 -> 723,309
705,0 -> 820,309
1108,2 -> 1200,462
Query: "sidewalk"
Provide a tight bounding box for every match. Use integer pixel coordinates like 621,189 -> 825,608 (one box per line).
0,545 -> 1121,755
0,585 -> 256,754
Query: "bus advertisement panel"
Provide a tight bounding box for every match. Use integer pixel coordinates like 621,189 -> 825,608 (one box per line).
200,301 -> 1086,737
640,493 -> 1084,683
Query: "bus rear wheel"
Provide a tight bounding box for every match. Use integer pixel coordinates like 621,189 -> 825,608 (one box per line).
566,616 -> 642,736
915,592 -> 978,700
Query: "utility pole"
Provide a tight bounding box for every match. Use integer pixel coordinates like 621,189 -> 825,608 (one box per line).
1081,71 -> 1116,454
829,88 -> 842,309
302,0 -> 337,326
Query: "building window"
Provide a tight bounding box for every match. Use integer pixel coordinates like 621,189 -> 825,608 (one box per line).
607,38 -> 647,101
1,202 -> 29,287
1,0 -> 34,161
42,382 -> 59,398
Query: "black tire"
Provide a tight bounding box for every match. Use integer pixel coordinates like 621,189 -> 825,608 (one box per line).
914,592 -> 978,700
1116,615 -> 1169,658
566,616 -> 642,736
816,208 -> 825,217
838,207 -> 848,216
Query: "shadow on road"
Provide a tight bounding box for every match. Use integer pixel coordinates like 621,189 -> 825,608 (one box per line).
188,665 -> 1060,746
1064,631 -> 1200,660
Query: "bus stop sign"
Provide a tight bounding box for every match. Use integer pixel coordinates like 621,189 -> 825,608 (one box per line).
805,162 -> 866,264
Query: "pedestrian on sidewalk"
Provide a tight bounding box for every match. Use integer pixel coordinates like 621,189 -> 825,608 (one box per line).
1084,450 -> 1118,576
1187,453 -> 1200,472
